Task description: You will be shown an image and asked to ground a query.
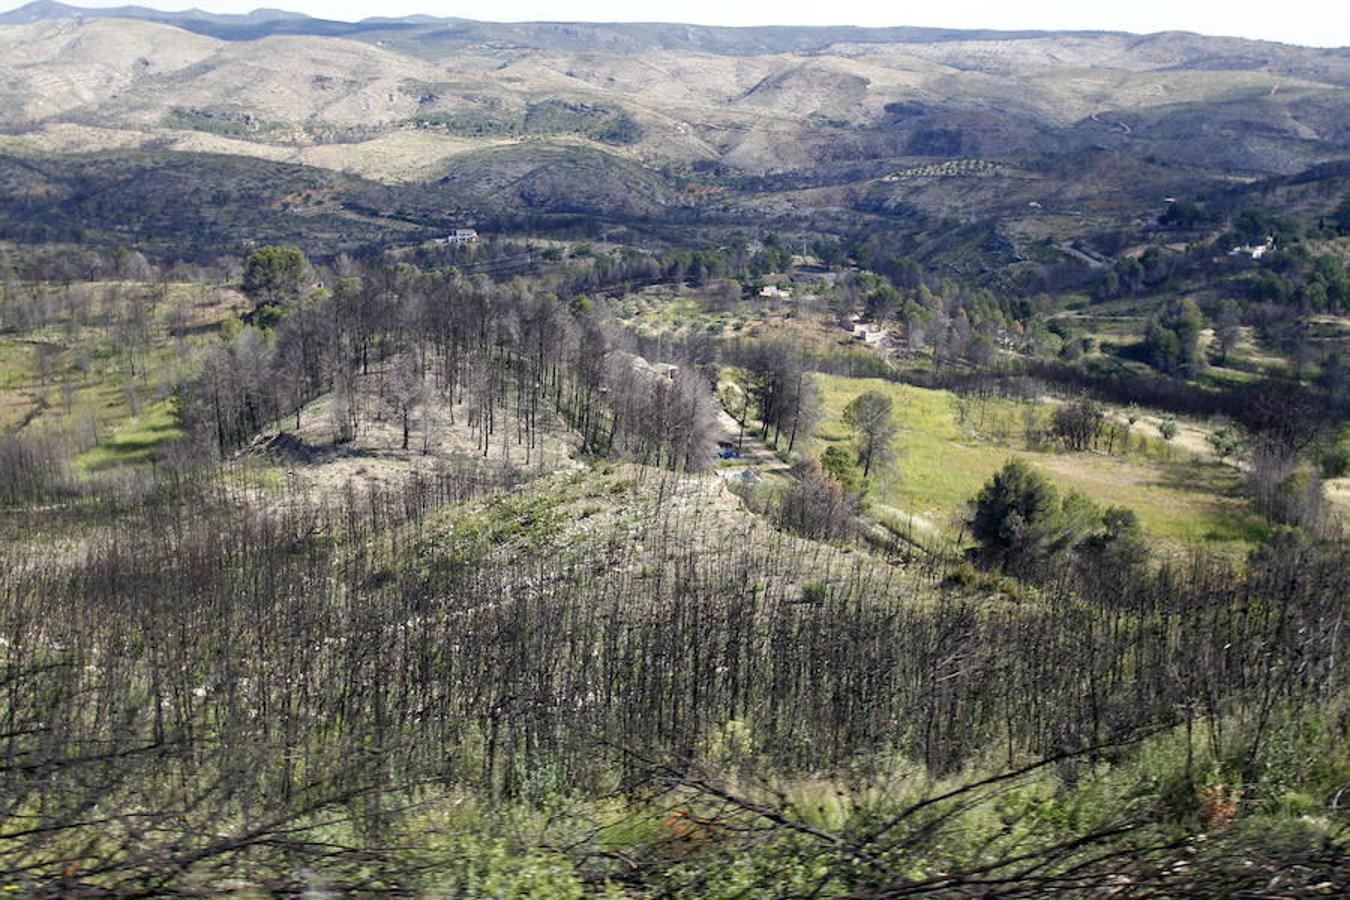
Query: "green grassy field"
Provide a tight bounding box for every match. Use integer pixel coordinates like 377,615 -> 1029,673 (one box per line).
74,397 -> 183,472
810,374 -> 1269,551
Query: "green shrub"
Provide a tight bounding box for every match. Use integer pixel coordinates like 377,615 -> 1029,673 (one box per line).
801,580 -> 829,604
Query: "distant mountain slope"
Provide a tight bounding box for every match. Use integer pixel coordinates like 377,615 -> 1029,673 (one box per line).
3,2 -> 1346,60
0,2 -> 1104,46
0,3 -> 1345,240
0,1 -> 409,39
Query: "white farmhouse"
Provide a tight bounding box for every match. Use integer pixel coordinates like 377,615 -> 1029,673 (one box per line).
436,228 -> 479,246
1228,236 -> 1273,260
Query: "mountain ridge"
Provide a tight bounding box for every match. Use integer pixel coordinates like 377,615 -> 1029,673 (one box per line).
0,1 -> 1346,248
3,1 -> 1324,50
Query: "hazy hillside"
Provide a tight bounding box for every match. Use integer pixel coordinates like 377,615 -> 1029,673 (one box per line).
0,3 -> 1345,250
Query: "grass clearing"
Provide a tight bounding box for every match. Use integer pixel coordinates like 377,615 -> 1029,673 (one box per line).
811,374 -> 1268,551
75,398 -> 183,472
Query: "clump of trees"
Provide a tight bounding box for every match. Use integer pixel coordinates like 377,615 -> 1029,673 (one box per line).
1238,384 -> 1336,532
241,244 -> 307,315
1050,396 -> 1106,452
1142,297 -> 1206,376
1096,246 -> 1178,300
1158,199 -> 1212,229
0,430 -> 75,506
1227,207 -> 1304,248
968,459 -> 1147,582
1244,247 -> 1350,313
2,449 -> 1343,895
180,255 -> 719,471
0,232 -> 1347,897
729,340 -> 820,454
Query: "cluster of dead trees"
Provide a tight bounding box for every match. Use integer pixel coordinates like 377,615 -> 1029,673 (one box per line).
727,340 -> 821,455
776,455 -> 860,540
1046,395 -> 1136,454
1,453 -> 1344,891
2,238 -> 1346,893
179,256 -> 718,471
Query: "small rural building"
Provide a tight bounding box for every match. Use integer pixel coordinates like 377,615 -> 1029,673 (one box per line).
1229,237 -> 1273,260
852,323 -> 886,344
629,355 -> 679,381
436,228 -> 479,246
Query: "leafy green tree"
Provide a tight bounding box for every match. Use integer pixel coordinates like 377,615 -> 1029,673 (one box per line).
1143,320 -> 1182,373
1139,246 -> 1169,285
1234,208 -> 1303,245
1113,256 -> 1144,294
1304,281 -> 1328,312
755,237 -> 793,274
1094,268 -> 1121,301
1317,424 -> 1350,478
968,459 -> 1096,579
1142,298 -> 1205,375
843,390 -> 898,477
865,283 -> 901,322
819,445 -> 865,497
1207,419 -> 1243,464
1077,506 -> 1150,583
1159,200 -> 1208,229
242,245 -> 306,310
1250,272 -> 1293,304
